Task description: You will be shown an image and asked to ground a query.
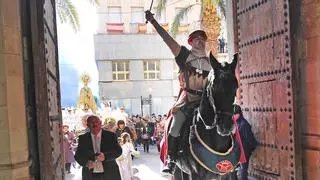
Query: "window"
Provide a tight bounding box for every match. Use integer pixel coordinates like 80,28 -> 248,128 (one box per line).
175,8 -> 188,24
112,61 -> 129,81
108,7 -> 121,23
144,60 -> 160,80
131,7 -> 144,23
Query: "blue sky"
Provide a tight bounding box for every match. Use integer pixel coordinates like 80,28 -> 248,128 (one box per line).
58,0 -> 99,107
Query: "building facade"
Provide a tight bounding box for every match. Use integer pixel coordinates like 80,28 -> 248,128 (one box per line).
94,0 -> 203,115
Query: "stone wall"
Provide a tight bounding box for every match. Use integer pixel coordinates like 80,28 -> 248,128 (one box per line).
0,0 -> 30,179
298,0 -> 320,179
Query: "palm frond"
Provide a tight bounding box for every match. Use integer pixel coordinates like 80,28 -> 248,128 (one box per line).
170,4 -> 195,37
216,0 -> 226,18
200,0 -> 225,18
56,0 -> 80,31
154,0 -> 167,19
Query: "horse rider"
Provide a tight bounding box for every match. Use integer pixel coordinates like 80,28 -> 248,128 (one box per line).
145,10 -> 212,174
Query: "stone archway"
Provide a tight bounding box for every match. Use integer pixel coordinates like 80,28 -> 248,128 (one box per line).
0,0 -> 64,179
0,0 -> 31,179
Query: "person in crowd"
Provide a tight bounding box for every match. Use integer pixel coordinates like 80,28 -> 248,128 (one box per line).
63,125 -> 76,174
126,118 -> 138,141
74,115 -> 122,180
146,118 -> 155,145
141,128 -> 150,153
146,10 -> 212,174
126,118 -> 138,150
115,120 -> 134,141
135,116 -> 145,145
103,117 -> 117,133
117,132 -> 139,180
77,114 -> 91,136
219,37 -> 226,53
231,104 -> 258,180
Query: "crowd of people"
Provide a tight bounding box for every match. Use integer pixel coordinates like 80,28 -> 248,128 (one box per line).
62,107 -> 258,180
62,112 -> 167,180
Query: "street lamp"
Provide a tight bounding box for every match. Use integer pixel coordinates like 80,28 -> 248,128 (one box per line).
148,88 -> 152,115
141,88 -> 153,116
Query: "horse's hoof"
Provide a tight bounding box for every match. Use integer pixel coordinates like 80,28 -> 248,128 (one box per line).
162,169 -> 174,175
162,166 -> 175,175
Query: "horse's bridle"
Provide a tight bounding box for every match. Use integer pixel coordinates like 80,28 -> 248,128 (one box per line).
196,78 -> 235,135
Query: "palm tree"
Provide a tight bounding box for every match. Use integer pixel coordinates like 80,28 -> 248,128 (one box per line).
155,0 -> 225,55
56,0 -> 99,31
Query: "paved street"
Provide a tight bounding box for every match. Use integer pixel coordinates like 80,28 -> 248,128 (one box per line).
65,144 -> 171,180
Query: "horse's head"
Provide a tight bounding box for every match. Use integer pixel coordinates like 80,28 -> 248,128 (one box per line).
200,53 -> 238,136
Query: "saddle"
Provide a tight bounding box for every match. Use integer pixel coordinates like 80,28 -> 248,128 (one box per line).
188,110 -> 241,175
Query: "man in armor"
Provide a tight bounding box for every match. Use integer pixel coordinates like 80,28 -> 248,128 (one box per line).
145,11 -> 212,174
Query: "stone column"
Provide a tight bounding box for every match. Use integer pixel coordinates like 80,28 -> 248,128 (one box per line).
0,0 -> 30,179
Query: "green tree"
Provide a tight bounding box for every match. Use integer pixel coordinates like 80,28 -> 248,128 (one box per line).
56,0 -> 99,31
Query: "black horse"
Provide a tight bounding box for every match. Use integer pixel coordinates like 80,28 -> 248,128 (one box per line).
172,53 -> 239,180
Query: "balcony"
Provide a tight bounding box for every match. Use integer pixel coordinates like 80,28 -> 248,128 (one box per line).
151,23 -> 169,33
104,22 -> 190,34
178,24 -> 190,33
106,23 -> 124,33
130,23 -> 147,34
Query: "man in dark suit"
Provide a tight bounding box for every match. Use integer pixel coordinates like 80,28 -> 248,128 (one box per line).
75,115 -> 122,180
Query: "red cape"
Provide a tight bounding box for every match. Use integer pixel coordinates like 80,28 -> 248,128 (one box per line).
160,89 -> 186,164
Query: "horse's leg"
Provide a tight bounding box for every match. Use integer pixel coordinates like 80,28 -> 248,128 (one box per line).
218,173 -> 232,180
190,172 -> 201,180
173,166 -> 191,180
182,171 -> 189,180
173,167 -> 183,180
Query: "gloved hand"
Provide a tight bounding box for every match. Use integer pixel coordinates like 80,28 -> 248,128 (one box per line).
145,10 -> 155,23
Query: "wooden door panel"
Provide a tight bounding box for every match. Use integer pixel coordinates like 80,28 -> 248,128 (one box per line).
276,110 -> 290,145
44,0 -> 63,177
30,0 -> 63,179
47,75 -> 59,116
272,2 -> 287,32
247,81 -> 280,174
273,35 -> 287,69
264,148 -> 280,174
238,2 -> 272,43
45,26 -> 58,76
236,0 -> 296,179
273,79 -> 291,108
237,0 -> 251,11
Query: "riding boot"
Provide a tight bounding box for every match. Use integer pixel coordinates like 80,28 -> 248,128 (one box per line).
162,135 -> 180,174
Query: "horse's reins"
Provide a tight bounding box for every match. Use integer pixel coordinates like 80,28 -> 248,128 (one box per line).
196,79 -> 235,135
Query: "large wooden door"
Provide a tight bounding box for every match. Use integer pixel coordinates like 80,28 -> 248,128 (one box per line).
28,0 -> 64,179
234,0 -> 299,179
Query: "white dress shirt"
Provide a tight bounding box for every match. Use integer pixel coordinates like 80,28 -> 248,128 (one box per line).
91,130 -> 102,153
